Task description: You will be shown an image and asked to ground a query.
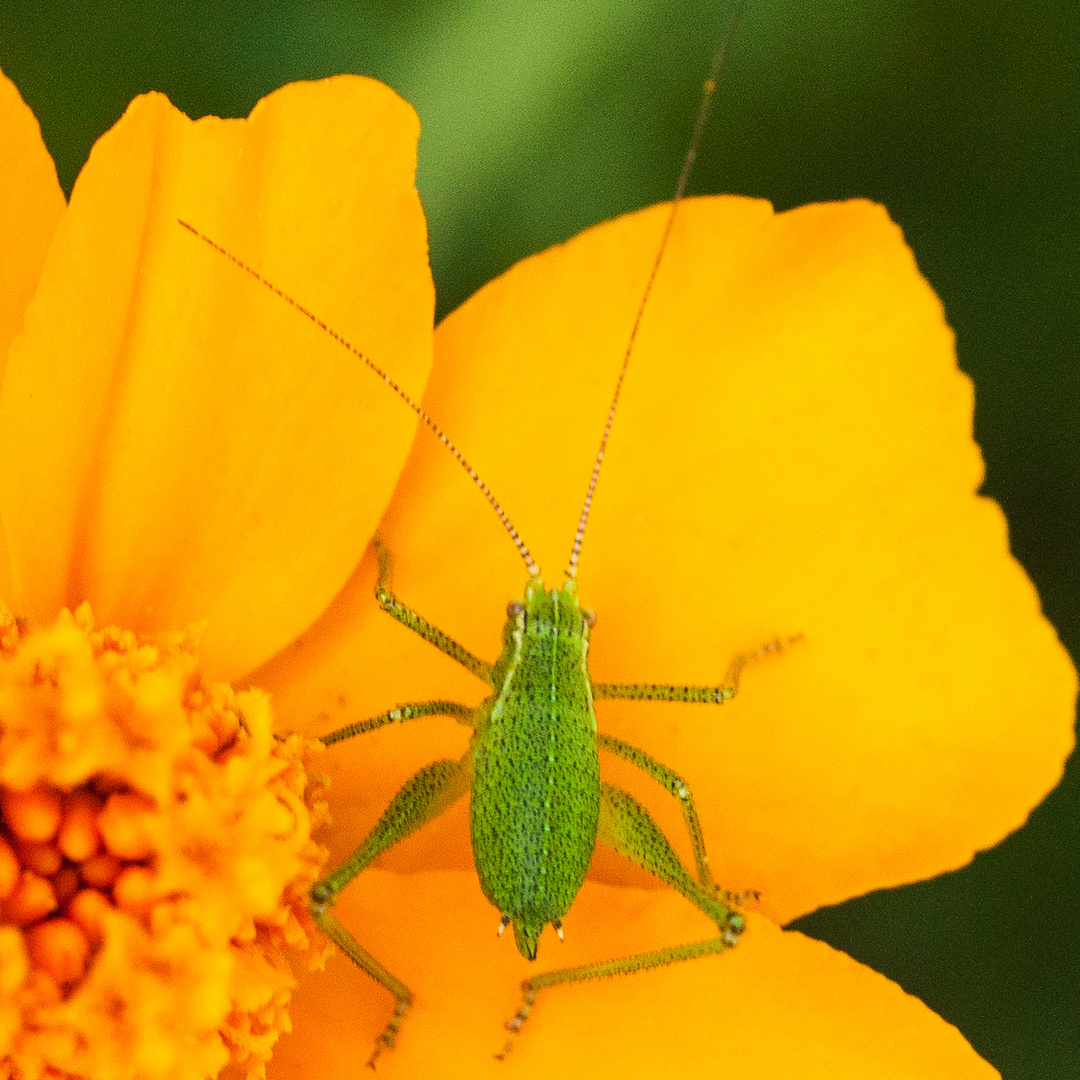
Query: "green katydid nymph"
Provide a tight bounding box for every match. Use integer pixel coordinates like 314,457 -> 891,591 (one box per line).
181,33 -> 793,1068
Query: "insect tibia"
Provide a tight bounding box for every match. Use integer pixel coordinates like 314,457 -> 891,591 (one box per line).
319,699 -> 476,745
496,923 -> 747,1060
372,538 -> 495,685
593,634 -> 799,704
593,682 -> 737,704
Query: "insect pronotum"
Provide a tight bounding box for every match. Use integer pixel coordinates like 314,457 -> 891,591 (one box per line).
181,23 -> 794,1067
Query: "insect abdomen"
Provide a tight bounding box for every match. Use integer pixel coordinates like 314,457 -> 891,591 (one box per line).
470,579 -> 600,959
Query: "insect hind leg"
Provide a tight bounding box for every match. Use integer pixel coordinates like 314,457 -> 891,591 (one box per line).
497,782 -> 743,1059
310,753 -> 471,1066
597,733 -> 715,890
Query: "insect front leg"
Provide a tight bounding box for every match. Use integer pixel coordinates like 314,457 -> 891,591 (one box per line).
373,536 -> 494,685
592,634 -> 796,704
311,753 -> 472,1067
497,781 -> 742,1059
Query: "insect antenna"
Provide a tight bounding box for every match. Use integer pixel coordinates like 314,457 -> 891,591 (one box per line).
564,18 -> 741,582
177,219 -> 542,579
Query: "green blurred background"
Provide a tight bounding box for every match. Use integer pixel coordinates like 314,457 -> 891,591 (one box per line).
1,0 -> 1076,1074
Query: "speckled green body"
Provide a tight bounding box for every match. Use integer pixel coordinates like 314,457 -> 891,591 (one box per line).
469,578 -> 600,959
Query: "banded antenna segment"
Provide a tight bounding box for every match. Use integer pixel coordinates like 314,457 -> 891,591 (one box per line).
564,20 -> 741,582
177,219 -> 541,579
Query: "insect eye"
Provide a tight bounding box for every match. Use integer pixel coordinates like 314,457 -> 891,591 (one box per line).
582,608 -> 596,628
507,600 -> 525,618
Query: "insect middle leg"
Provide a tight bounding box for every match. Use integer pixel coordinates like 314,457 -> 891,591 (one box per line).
592,636 -> 790,705
320,699 -> 474,746
310,751 -> 473,1066
497,780 -> 743,1058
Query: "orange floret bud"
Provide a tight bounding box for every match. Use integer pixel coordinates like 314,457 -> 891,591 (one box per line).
26,917 -> 90,985
0,605 -> 330,1080
24,969 -> 63,1008
98,791 -> 156,860
66,888 -> 112,946
0,837 -> 19,899
15,839 -> 63,877
4,871 -> 58,925
79,851 -> 122,888
112,865 -> 159,913
3,785 -> 62,842
52,865 -> 81,908
58,791 -> 102,861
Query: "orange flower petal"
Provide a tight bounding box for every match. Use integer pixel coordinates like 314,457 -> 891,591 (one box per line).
273,869 -> 996,1078
0,77 -> 433,680
0,66 -> 65,606
0,66 -> 64,383
258,197 -> 1073,926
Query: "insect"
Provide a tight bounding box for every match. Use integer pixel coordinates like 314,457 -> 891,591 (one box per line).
182,25 -> 792,1068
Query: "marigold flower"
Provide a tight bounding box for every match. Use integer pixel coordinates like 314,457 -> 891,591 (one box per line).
257,189 -> 1076,1078
0,603 -> 329,1080
0,66 -> 431,1080
1,58 -> 1075,1080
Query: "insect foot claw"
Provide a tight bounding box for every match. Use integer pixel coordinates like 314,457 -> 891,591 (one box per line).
367,1033 -> 394,1070
494,989 -> 536,1060
366,999 -> 410,1069
720,886 -> 761,907
366,1036 -> 391,1070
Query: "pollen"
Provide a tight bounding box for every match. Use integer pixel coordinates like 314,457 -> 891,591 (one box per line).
0,603 -> 331,1080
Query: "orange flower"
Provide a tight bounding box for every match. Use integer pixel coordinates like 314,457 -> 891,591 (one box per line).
258,192 -> 1077,1077
0,68 -> 430,1080
1,63 -> 1075,1080
0,604 -> 329,1080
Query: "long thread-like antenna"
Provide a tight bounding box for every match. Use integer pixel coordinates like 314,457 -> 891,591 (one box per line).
177,220 -> 541,578
564,19 -> 740,581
